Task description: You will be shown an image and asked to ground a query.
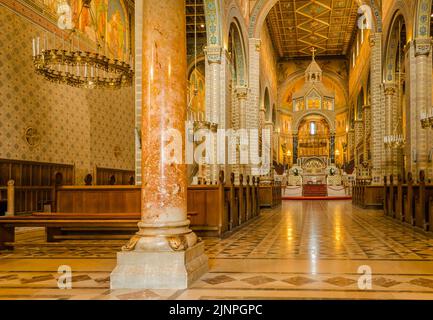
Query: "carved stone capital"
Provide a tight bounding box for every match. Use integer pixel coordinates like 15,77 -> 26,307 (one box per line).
204,45 -> 222,63
383,84 -> 396,96
415,37 -> 432,57
251,38 -> 261,52
235,86 -> 249,99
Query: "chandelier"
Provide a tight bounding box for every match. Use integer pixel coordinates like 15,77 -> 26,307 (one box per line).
421,109 -> 433,129
32,0 -> 133,89
384,134 -> 405,149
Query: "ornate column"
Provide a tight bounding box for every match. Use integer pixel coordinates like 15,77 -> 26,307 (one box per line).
363,104 -> 371,165
369,32 -> 385,184
354,119 -> 364,166
204,45 -> 222,183
111,0 -> 208,289
415,38 -> 432,175
330,133 -> 336,164
384,84 -> 396,176
293,134 -> 298,165
237,86 -> 249,179
248,38 -> 261,177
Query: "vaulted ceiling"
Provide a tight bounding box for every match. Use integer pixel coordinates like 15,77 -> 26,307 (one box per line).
266,0 -> 360,58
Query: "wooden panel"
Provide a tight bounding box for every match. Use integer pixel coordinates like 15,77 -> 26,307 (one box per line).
95,167 -> 135,186
56,186 -> 141,214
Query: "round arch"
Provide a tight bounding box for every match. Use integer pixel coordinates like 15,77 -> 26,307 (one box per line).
228,19 -> 248,86
264,87 -> 271,121
356,88 -> 365,120
384,13 -> 407,83
293,111 -> 336,135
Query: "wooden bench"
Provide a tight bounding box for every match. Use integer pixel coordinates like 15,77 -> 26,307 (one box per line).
0,214 -> 140,250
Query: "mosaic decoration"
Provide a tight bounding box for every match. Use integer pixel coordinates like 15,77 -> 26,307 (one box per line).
204,0 -> 220,46
416,0 -> 432,38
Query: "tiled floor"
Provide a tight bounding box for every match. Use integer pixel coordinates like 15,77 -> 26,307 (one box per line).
1,200 -> 433,300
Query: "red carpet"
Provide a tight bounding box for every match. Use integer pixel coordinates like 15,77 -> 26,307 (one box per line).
282,196 -> 352,201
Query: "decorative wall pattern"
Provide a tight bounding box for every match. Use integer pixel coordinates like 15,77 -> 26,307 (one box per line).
0,5 -> 134,184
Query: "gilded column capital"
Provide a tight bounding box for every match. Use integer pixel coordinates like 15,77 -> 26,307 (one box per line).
235,86 -> 249,99
383,84 -> 396,96
250,38 -> 261,52
204,45 -> 222,63
415,37 -> 432,57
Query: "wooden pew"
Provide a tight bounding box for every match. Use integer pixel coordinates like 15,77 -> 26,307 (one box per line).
383,176 -> 388,215
404,172 -> 415,226
395,174 -> 404,221
414,171 -> 428,231
0,214 -> 139,250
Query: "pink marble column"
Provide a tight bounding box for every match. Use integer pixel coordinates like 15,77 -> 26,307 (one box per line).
111,0 -> 208,289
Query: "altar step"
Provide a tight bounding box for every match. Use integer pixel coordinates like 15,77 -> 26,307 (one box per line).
303,184 -> 328,197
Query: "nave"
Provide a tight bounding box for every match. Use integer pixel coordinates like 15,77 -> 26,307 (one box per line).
1,201 -> 433,300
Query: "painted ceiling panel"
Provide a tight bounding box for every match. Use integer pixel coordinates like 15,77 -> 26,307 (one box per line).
266,0 -> 359,58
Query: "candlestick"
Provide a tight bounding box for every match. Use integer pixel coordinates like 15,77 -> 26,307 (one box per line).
36,37 -> 40,55
32,38 -> 36,57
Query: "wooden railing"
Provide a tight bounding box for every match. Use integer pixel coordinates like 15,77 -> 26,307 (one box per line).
0,180 -> 56,216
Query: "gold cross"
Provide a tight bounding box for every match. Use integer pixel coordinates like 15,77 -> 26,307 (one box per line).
311,47 -> 317,59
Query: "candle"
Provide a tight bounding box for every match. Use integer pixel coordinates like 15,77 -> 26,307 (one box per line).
36,37 -> 40,55
84,64 -> 87,78
32,38 -> 36,57
91,66 -> 94,78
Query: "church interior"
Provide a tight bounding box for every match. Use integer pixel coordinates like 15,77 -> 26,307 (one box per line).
1,0 -> 433,301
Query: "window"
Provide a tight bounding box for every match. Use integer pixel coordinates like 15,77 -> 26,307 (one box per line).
310,122 -> 317,135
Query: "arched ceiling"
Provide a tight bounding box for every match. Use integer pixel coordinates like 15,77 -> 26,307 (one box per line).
265,0 -> 360,58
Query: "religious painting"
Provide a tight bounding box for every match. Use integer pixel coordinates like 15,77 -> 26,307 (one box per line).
306,90 -> 321,110
323,97 -> 334,111
34,0 -> 129,60
188,67 -> 206,121
293,98 -> 304,112
107,0 -> 128,60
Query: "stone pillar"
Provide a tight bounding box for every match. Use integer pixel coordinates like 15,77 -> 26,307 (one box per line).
384,84 -> 396,176
369,33 -> 385,184
363,104 -> 371,165
111,0 -> 208,289
204,45 -> 222,182
415,38 -> 432,175
354,119 -> 364,166
248,38 -> 261,177
237,86 -> 249,179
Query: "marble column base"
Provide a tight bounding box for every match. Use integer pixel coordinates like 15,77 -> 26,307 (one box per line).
110,241 -> 208,289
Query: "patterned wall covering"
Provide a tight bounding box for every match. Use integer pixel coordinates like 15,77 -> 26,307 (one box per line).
0,5 -> 135,184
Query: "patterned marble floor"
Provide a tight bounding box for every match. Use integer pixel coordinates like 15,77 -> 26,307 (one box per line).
1,200 -> 433,300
